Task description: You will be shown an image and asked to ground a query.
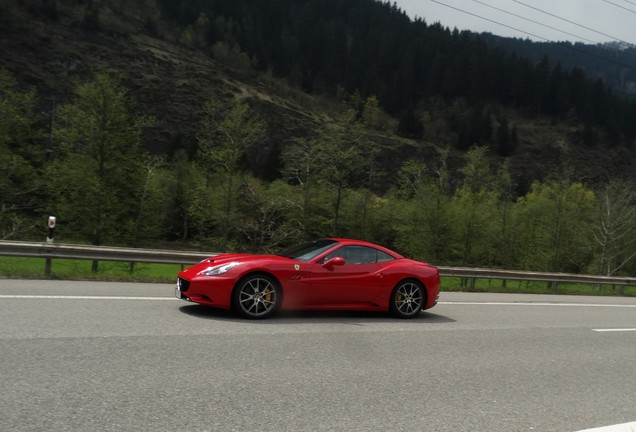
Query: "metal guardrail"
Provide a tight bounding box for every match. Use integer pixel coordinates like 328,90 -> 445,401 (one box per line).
438,266 -> 635,295
0,241 -> 214,265
437,266 -> 635,286
0,241 -> 634,289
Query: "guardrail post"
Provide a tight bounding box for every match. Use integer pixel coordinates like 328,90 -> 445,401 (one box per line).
551,281 -> 558,293
44,257 -> 52,277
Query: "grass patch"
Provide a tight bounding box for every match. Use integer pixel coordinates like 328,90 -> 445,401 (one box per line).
1,257 -> 634,297
441,276 -> 635,297
0,256 -> 184,283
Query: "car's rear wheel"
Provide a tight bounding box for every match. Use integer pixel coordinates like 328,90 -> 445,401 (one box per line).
233,274 -> 280,319
390,280 -> 424,318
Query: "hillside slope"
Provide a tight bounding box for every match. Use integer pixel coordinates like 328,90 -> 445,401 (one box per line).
1,1 -> 634,187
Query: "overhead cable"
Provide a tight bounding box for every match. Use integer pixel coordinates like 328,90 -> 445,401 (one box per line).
471,0 -> 597,44
429,0 -> 636,71
602,0 -> 636,15
511,0 -> 634,46
430,0 -> 551,41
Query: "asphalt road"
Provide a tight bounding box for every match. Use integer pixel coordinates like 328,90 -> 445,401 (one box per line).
1,279 -> 635,432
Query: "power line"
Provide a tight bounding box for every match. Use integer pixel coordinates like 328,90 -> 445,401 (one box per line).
510,0 -> 633,46
429,0 -> 636,71
620,0 -> 636,7
430,0 -> 551,41
602,0 -> 636,15
471,0 -> 597,44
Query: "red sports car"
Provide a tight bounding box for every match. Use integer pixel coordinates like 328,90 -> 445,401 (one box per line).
176,238 -> 440,319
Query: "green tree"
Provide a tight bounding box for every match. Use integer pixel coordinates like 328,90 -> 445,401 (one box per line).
45,72 -> 152,246
283,111 -> 369,237
128,155 -> 178,246
448,146 -> 498,265
0,69 -> 43,239
393,167 -> 452,263
491,161 -> 520,269
169,149 -> 197,241
281,136 -> 322,234
361,95 -> 386,130
496,117 -> 512,157
343,188 -> 394,245
516,181 -> 595,272
185,166 -> 223,246
196,97 -> 266,249
396,107 -> 423,139
315,113 -> 368,236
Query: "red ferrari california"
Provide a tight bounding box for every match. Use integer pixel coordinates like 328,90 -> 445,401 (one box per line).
176,238 -> 440,319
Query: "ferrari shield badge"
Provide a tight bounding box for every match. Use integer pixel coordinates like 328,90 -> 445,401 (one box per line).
294,264 -> 300,271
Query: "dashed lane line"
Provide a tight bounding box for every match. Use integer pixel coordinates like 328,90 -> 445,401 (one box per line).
575,421 -> 636,431
440,301 -> 636,308
0,295 -> 177,301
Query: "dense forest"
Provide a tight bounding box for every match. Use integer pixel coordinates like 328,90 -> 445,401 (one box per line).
1,0 -> 635,276
150,0 -> 636,139
481,36 -> 636,99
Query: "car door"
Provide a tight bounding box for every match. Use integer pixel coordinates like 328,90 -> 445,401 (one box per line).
307,245 -> 392,307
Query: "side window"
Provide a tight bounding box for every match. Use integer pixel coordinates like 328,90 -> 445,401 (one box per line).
348,246 -> 377,264
377,250 -> 394,263
323,246 -> 395,265
322,246 -> 350,263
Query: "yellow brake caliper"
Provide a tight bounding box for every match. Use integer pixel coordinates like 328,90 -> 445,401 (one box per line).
264,288 -> 272,303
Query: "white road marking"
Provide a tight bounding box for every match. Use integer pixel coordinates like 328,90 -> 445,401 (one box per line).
575,421 -> 636,431
592,328 -> 636,332
0,295 -> 177,301
0,296 -> 634,308
440,301 -> 636,308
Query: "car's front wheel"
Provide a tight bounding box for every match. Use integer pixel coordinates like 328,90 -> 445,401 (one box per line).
390,280 -> 424,318
233,274 -> 281,319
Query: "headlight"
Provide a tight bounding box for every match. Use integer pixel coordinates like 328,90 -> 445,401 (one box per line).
200,262 -> 239,276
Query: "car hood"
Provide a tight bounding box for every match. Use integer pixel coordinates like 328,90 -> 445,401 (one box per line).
179,253 -> 291,279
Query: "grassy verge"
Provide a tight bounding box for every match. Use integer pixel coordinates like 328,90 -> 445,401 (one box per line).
441,276 -> 635,297
0,257 -> 182,283
1,257 -> 634,297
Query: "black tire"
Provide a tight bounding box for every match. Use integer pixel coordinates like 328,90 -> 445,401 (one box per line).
232,274 -> 281,319
389,280 -> 424,319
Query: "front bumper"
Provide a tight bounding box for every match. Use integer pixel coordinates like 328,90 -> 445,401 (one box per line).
175,275 -> 235,309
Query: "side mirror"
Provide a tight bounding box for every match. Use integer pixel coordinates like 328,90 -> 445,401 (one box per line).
322,256 -> 345,268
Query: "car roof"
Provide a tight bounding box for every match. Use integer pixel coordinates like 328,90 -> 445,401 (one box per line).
327,238 -> 404,258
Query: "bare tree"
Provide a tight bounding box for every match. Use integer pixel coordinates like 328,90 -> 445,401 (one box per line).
282,111 -> 368,236
592,179 -> 636,276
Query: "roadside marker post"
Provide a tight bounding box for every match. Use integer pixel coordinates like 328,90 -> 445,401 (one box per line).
47,216 -> 56,243
45,216 -> 56,276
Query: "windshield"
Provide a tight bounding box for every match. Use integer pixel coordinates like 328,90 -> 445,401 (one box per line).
279,239 -> 339,262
